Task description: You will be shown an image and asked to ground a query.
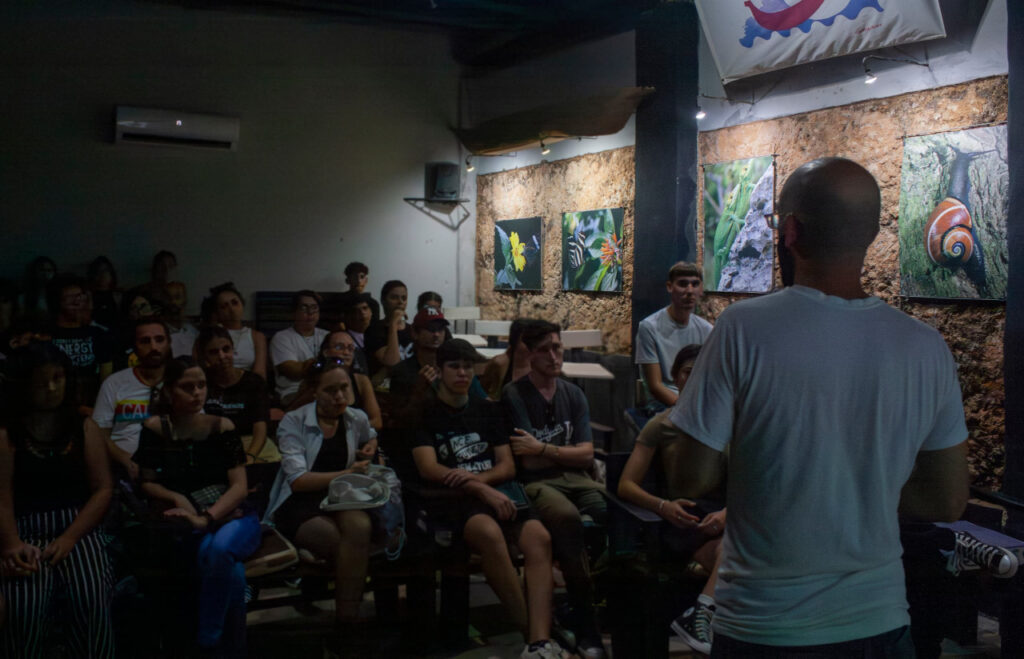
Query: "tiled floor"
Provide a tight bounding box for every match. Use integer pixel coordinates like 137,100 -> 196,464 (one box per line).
246,582 -> 1003,658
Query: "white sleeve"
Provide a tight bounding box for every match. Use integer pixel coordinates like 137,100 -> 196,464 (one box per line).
669,320 -> 734,453
921,343 -> 969,451
276,412 -> 311,485
270,331 -> 297,367
634,320 -> 659,365
91,378 -> 117,429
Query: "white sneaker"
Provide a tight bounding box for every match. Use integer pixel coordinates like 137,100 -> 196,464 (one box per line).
520,639 -> 570,659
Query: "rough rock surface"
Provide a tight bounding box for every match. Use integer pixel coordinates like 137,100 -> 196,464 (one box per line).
719,165 -> 774,292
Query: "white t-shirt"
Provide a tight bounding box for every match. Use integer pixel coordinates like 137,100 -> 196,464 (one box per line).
634,307 -> 713,394
228,327 -> 256,371
270,326 -> 329,400
671,285 -> 967,646
92,367 -> 158,456
169,323 -> 199,359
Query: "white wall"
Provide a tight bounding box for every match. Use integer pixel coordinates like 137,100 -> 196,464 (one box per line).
0,1 -> 463,315
696,0 -> 1008,131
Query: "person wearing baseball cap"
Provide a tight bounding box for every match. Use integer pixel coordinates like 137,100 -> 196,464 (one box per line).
388,306 -> 450,400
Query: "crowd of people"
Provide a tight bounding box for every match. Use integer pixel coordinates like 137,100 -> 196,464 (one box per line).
0,158 -> 1019,659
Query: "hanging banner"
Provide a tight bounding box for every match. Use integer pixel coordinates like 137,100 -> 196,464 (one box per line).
695,0 -> 945,84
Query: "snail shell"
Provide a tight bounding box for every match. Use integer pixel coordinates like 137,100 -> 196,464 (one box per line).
925,197 -> 974,266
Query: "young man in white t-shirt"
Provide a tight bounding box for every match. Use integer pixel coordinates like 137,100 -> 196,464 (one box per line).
88,318 -> 170,480
270,290 -> 329,405
634,261 -> 713,412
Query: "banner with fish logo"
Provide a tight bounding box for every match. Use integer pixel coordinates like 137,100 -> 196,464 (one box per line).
695,0 -> 945,83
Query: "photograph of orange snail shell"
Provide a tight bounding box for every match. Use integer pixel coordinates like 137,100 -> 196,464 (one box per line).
898,124 -> 1008,300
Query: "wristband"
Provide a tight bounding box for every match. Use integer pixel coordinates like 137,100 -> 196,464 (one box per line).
658,499 -> 667,513
200,510 -> 215,527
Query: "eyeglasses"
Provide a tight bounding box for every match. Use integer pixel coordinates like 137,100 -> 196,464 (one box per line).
312,357 -> 345,371
298,304 -> 319,314
328,343 -> 355,352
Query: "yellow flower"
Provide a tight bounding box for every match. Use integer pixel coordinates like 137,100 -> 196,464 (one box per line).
510,231 -> 526,271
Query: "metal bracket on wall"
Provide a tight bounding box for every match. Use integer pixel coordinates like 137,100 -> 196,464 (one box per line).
403,198 -> 472,231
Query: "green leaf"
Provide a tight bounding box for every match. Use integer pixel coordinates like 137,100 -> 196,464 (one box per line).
600,265 -> 620,292
585,265 -> 607,291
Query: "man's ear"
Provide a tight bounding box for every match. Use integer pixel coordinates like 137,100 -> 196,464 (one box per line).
783,217 -> 803,256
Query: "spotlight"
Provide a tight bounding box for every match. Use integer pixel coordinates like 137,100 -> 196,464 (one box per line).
540,140 -> 551,155
695,107 -> 706,120
864,71 -> 878,84
465,155 -> 475,173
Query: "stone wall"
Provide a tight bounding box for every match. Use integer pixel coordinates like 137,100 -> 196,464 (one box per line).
697,76 -> 1007,488
475,147 -> 636,354
474,76 -> 1007,486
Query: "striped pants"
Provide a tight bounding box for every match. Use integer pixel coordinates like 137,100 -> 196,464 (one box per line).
0,507 -> 115,658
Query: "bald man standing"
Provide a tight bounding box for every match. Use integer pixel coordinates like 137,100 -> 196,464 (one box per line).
669,158 -> 969,656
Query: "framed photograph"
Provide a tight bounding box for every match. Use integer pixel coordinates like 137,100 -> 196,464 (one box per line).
701,155 -> 774,293
561,208 -> 624,292
494,217 -> 543,290
898,125 -> 1008,300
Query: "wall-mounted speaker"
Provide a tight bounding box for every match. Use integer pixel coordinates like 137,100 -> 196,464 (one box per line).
425,162 -> 460,201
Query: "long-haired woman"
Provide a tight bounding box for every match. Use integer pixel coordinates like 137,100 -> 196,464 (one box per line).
135,357 -> 261,655
0,342 -> 115,657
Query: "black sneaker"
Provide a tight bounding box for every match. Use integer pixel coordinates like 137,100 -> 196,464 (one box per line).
950,530 -> 1019,578
671,601 -> 714,655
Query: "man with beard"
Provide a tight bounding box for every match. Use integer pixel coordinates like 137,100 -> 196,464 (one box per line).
388,306 -> 450,400
634,262 -> 712,414
89,318 -> 171,479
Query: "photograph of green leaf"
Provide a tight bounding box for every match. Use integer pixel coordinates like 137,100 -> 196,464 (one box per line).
561,208 -> 624,292
898,125 -> 1008,300
702,155 -> 774,293
494,217 -> 543,290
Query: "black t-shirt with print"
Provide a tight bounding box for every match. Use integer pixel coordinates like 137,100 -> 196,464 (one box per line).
413,396 -> 509,477
203,370 -> 269,436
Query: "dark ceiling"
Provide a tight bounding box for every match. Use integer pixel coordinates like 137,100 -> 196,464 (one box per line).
160,0 -> 662,68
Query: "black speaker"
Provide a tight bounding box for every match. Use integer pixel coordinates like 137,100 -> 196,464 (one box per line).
425,162 -> 460,201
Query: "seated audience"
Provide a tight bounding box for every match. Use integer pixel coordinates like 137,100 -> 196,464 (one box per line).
129,250 -> 177,315
196,326 -> 277,463
263,361 -> 378,628
412,339 -> 568,659
164,281 -> 199,359
270,290 -> 329,406
89,318 -> 170,480
18,256 -> 57,316
321,262 -> 381,330
206,282 -> 267,380
634,262 -> 712,416
617,344 -> 726,654
114,291 -> 158,369
135,357 -> 260,656
502,320 -> 607,659
480,318 -> 537,401
364,280 -> 413,377
48,274 -> 113,414
341,294 -> 374,371
86,256 -> 122,333
388,307 -> 448,400
416,291 -> 443,311
0,343 -> 115,658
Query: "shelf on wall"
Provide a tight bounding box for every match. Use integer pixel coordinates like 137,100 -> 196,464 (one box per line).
403,197 -> 472,231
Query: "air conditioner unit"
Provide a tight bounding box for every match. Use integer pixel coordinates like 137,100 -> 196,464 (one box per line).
115,106 -> 240,150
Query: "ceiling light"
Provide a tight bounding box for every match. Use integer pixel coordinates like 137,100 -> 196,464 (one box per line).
465,155 -> 475,172
864,71 -> 878,84
540,140 -> 551,155
695,107 -> 706,120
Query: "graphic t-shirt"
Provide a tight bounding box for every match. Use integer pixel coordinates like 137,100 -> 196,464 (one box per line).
92,367 -> 159,456
501,376 -> 592,482
204,371 -> 269,436
364,320 -> 414,373
52,324 -> 113,407
414,397 -> 509,476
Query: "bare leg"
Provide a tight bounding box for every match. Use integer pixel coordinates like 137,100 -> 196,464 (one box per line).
463,513 -> 529,636
333,510 -> 371,621
692,538 -> 723,597
517,519 -> 554,643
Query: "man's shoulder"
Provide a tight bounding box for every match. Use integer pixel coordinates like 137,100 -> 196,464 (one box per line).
270,327 -> 298,345
102,367 -> 139,391
554,377 -> 587,404
638,307 -> 665,329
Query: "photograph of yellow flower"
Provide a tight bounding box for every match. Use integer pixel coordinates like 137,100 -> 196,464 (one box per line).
495,217 -> 543,290
562,208 -> 624,292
